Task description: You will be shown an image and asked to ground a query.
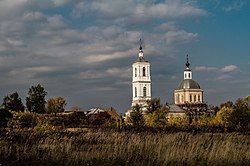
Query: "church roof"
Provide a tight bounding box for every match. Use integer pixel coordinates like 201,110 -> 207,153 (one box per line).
177,79 -> 201,90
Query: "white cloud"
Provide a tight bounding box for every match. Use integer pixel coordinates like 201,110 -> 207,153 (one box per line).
195,65 -> 238,73
217,74 -> 233,80
195,66 -> 218,72
47,15 -> 66,30
52,0 -> 70,7
156,22 -> 177,31
23,12 -> 46,22
220,65 -> 238,73
163,30 -> 198,44
78,67 -> 130,79
72,0 -> 207,22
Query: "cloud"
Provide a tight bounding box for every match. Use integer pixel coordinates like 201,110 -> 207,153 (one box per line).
217,74 -> 233,80
195,66 -> 218,72
195,65 -> 238,73
78,67 -> 131,79
72,0 -> 207,22
23,12 -> 47,22
163,30 -> 198,44
223,1 -> 247,12
156,22 -> 177,31
52,0 -> 70,7
219,65 -> 238,73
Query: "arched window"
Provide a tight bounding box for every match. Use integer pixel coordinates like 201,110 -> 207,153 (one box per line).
198,95 -> 200,102
143,67 -> 146,76
188,73 -> 191,78
194,95 -> 196,102
143,87 -> 146,97
190,94 -> 192,102
185,74 -> 186,79
135,87 -> 137,97
177,94 -> 180,103
135,68 -> 137,77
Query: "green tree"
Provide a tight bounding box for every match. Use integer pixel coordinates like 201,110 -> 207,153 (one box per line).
129,104 -> 145,127
26,84 -> 47,114
46,97 -> 67,114
2,92 -> 25,112
232,97 -> 250,127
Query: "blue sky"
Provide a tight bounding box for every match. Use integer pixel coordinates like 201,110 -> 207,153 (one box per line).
0,0 -> 249,112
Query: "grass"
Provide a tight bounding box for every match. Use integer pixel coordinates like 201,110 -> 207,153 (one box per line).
0,128 -> 249,165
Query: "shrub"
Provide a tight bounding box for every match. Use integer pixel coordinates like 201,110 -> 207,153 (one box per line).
8,112 -> 38,128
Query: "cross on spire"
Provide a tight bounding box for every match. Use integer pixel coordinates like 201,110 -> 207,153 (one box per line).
186,54 -> 190,68
139,38 -> 142,51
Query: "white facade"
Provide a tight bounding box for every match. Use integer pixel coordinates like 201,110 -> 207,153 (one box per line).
132,45 -> 151,107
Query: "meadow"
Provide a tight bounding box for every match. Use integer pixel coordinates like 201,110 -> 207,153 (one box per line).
0,128 -> 249,166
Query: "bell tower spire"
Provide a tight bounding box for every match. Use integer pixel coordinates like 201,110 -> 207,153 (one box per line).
184,54 -> 192,79
138,38 -> 144,58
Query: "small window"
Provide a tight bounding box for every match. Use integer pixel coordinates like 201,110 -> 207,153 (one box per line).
143,87 -> 146,97
135,68 -> 137,77
188,73 -> 191,78
135,87 -> 137,97
185,74 -> 186,79
194,95 -> 196,102
198,95 -> 200,102
190,94 -> 192,102
143,67 -> 146,76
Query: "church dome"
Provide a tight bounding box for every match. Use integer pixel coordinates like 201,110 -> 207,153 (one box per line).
177,79 -> 201,90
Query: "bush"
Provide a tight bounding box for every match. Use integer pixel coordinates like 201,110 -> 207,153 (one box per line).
8,112 -> 38,128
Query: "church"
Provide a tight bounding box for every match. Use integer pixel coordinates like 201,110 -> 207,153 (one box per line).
130,41 -> 205,115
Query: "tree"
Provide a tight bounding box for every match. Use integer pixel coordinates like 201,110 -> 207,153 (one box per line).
146,98 -> 162,114
2,92 -> 25,112
0,108 -> 13,128
220,101 -> 233,109
26,84 -> 47,114
129,104 -> 145,127
147,108 -> 168,127
46,97 -> 67,114
215,106 -> 234,127
232,97 -> 250,127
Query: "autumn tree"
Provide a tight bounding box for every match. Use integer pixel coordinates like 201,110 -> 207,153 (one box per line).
26,84 -> 47,114
215,106 -> 234,127
2,92 -> 24,112
46,97 -> 67,114
147,108 -> 168,127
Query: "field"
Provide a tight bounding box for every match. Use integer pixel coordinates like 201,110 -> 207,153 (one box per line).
0,128 -> 249,166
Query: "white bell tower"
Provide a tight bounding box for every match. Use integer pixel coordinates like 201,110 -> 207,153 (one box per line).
132,40 -> 152,107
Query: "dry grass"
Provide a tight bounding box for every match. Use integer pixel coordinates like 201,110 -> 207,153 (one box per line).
0,128 -> 249,165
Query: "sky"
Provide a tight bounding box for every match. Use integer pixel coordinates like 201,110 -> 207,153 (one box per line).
0,0 -> 249,112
